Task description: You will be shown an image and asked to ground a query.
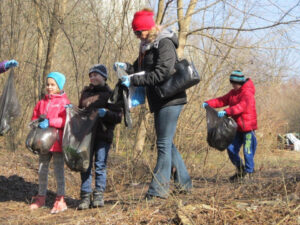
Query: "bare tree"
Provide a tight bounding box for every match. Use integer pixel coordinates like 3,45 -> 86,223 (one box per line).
41,0 -> 68,97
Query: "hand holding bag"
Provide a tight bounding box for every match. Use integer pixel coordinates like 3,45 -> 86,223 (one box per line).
26,117 -> 59,155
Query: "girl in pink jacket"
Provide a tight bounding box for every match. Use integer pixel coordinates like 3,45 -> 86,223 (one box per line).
30,72 -> 70,214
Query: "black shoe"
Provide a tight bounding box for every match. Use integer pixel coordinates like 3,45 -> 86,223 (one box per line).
145,194 -> 167,201
145,194 -> 154,201
78,192 -> 91,210
229,165 -> 248,182
173,185 -> 191,195
92,190 -> 104,208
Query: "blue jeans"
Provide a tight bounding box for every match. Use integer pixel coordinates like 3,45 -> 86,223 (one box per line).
80,141 -> 111,193
227,131 -> 257,173
147,105 -> 192,198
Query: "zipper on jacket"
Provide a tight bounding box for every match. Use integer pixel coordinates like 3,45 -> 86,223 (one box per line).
45,95 -> 51,116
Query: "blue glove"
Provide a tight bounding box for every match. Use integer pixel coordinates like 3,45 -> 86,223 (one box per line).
113,62 -> 127,71
218,110 -> 226,118
121,76 -> 130,87
98,108 -> 107,117
5,59 -> 18,70
64,104 -> 73,108
39,119 -> 49,129
202,102 -> 208,108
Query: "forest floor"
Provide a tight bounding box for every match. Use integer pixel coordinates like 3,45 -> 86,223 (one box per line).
0,142 -> 300,225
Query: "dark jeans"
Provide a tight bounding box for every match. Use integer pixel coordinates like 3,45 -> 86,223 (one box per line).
227,131 -> 257,173
147,105 -> 192,198
80,141 -> 111,193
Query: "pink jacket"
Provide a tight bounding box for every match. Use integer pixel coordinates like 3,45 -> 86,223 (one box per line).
31,92 -> 70,152
206,79 -> 257,132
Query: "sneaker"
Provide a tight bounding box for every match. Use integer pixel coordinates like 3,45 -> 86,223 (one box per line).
50,196 -> 67,214
78,192 -> 91,210
30,195 -> 46,210
92,191 -> 104,208
144,194 -> 167,201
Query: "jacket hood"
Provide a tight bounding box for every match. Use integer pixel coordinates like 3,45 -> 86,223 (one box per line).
241,78 -> 255,95
154,29 -> 178,48
140,29 -> 178,53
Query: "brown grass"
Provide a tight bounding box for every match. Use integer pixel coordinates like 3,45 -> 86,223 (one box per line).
0,139 -> 300,225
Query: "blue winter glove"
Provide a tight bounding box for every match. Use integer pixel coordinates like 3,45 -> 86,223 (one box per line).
39,119 -> 49,129
121,76 -> 130,87
113,62 -> 127,71
98,108 -> 107,117
202,102 -> 208,108
218,110 -> 226,118
4,59 -> 18,70
64,104 -> 73,108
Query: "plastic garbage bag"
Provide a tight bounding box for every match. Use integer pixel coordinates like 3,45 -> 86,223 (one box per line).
128,86 -> 145,108
128,71 -> 145,108
62,106 -> 98,172
206,106 -> 237,151
285,133 -> 300,152
25,116 -> 59,154
0,69 -> 21,135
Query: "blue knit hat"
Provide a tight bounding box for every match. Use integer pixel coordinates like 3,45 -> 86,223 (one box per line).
47,72 -> 66,90
89,64 -> 108,80
230,70 -> 245,84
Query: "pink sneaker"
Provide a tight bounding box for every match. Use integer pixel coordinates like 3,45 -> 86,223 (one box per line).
30,195 -> 46,210
50,196 -> 67,214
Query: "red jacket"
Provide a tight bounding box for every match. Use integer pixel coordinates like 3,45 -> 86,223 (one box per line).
31,92 -> 70,152
206,79 -> 257,132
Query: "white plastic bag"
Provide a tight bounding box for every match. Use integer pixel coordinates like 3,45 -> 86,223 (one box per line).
286,133 -> 300,152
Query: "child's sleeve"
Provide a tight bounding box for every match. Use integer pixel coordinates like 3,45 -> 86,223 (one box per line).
206,91 -> 231,108
224,91 -> 250,116
102,103 -> 122,124
31,101 -> 41,121
0,60 -> 8,74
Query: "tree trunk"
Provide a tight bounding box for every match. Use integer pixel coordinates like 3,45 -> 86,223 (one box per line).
177,0 -> 197,58
156,0 -> 165,25
41,0 -> 67,98
33,0 -> 45,102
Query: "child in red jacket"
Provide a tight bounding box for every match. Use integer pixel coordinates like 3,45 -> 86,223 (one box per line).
30,72 -> 70,213
203,70 -> 257,182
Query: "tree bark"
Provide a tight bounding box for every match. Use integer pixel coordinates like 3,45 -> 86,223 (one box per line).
177,0 -> 197,58
33,0 -> 45,102
41,0 -> 67,98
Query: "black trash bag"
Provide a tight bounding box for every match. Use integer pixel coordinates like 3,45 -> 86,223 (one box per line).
25,116 -> 59,154
206,106 -> 237,151
108,67 -> 132,128
62,106 -> 98,172
0,69 -> 21,135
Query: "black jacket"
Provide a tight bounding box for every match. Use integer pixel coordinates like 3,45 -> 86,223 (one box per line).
79,84 -> 122,144
127,30 -> 187,112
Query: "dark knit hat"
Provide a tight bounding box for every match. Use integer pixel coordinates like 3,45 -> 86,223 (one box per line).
230,70 -> 245,84
89,64 -> 108,79
132,9 -> 155,31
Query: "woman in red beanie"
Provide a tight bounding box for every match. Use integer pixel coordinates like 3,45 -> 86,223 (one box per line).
114,8 -> 192,199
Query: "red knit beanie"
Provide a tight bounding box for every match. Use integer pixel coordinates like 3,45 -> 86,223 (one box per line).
132,9 -> 155,31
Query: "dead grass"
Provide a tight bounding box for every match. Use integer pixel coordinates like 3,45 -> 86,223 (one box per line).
0,141 -> 300,225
